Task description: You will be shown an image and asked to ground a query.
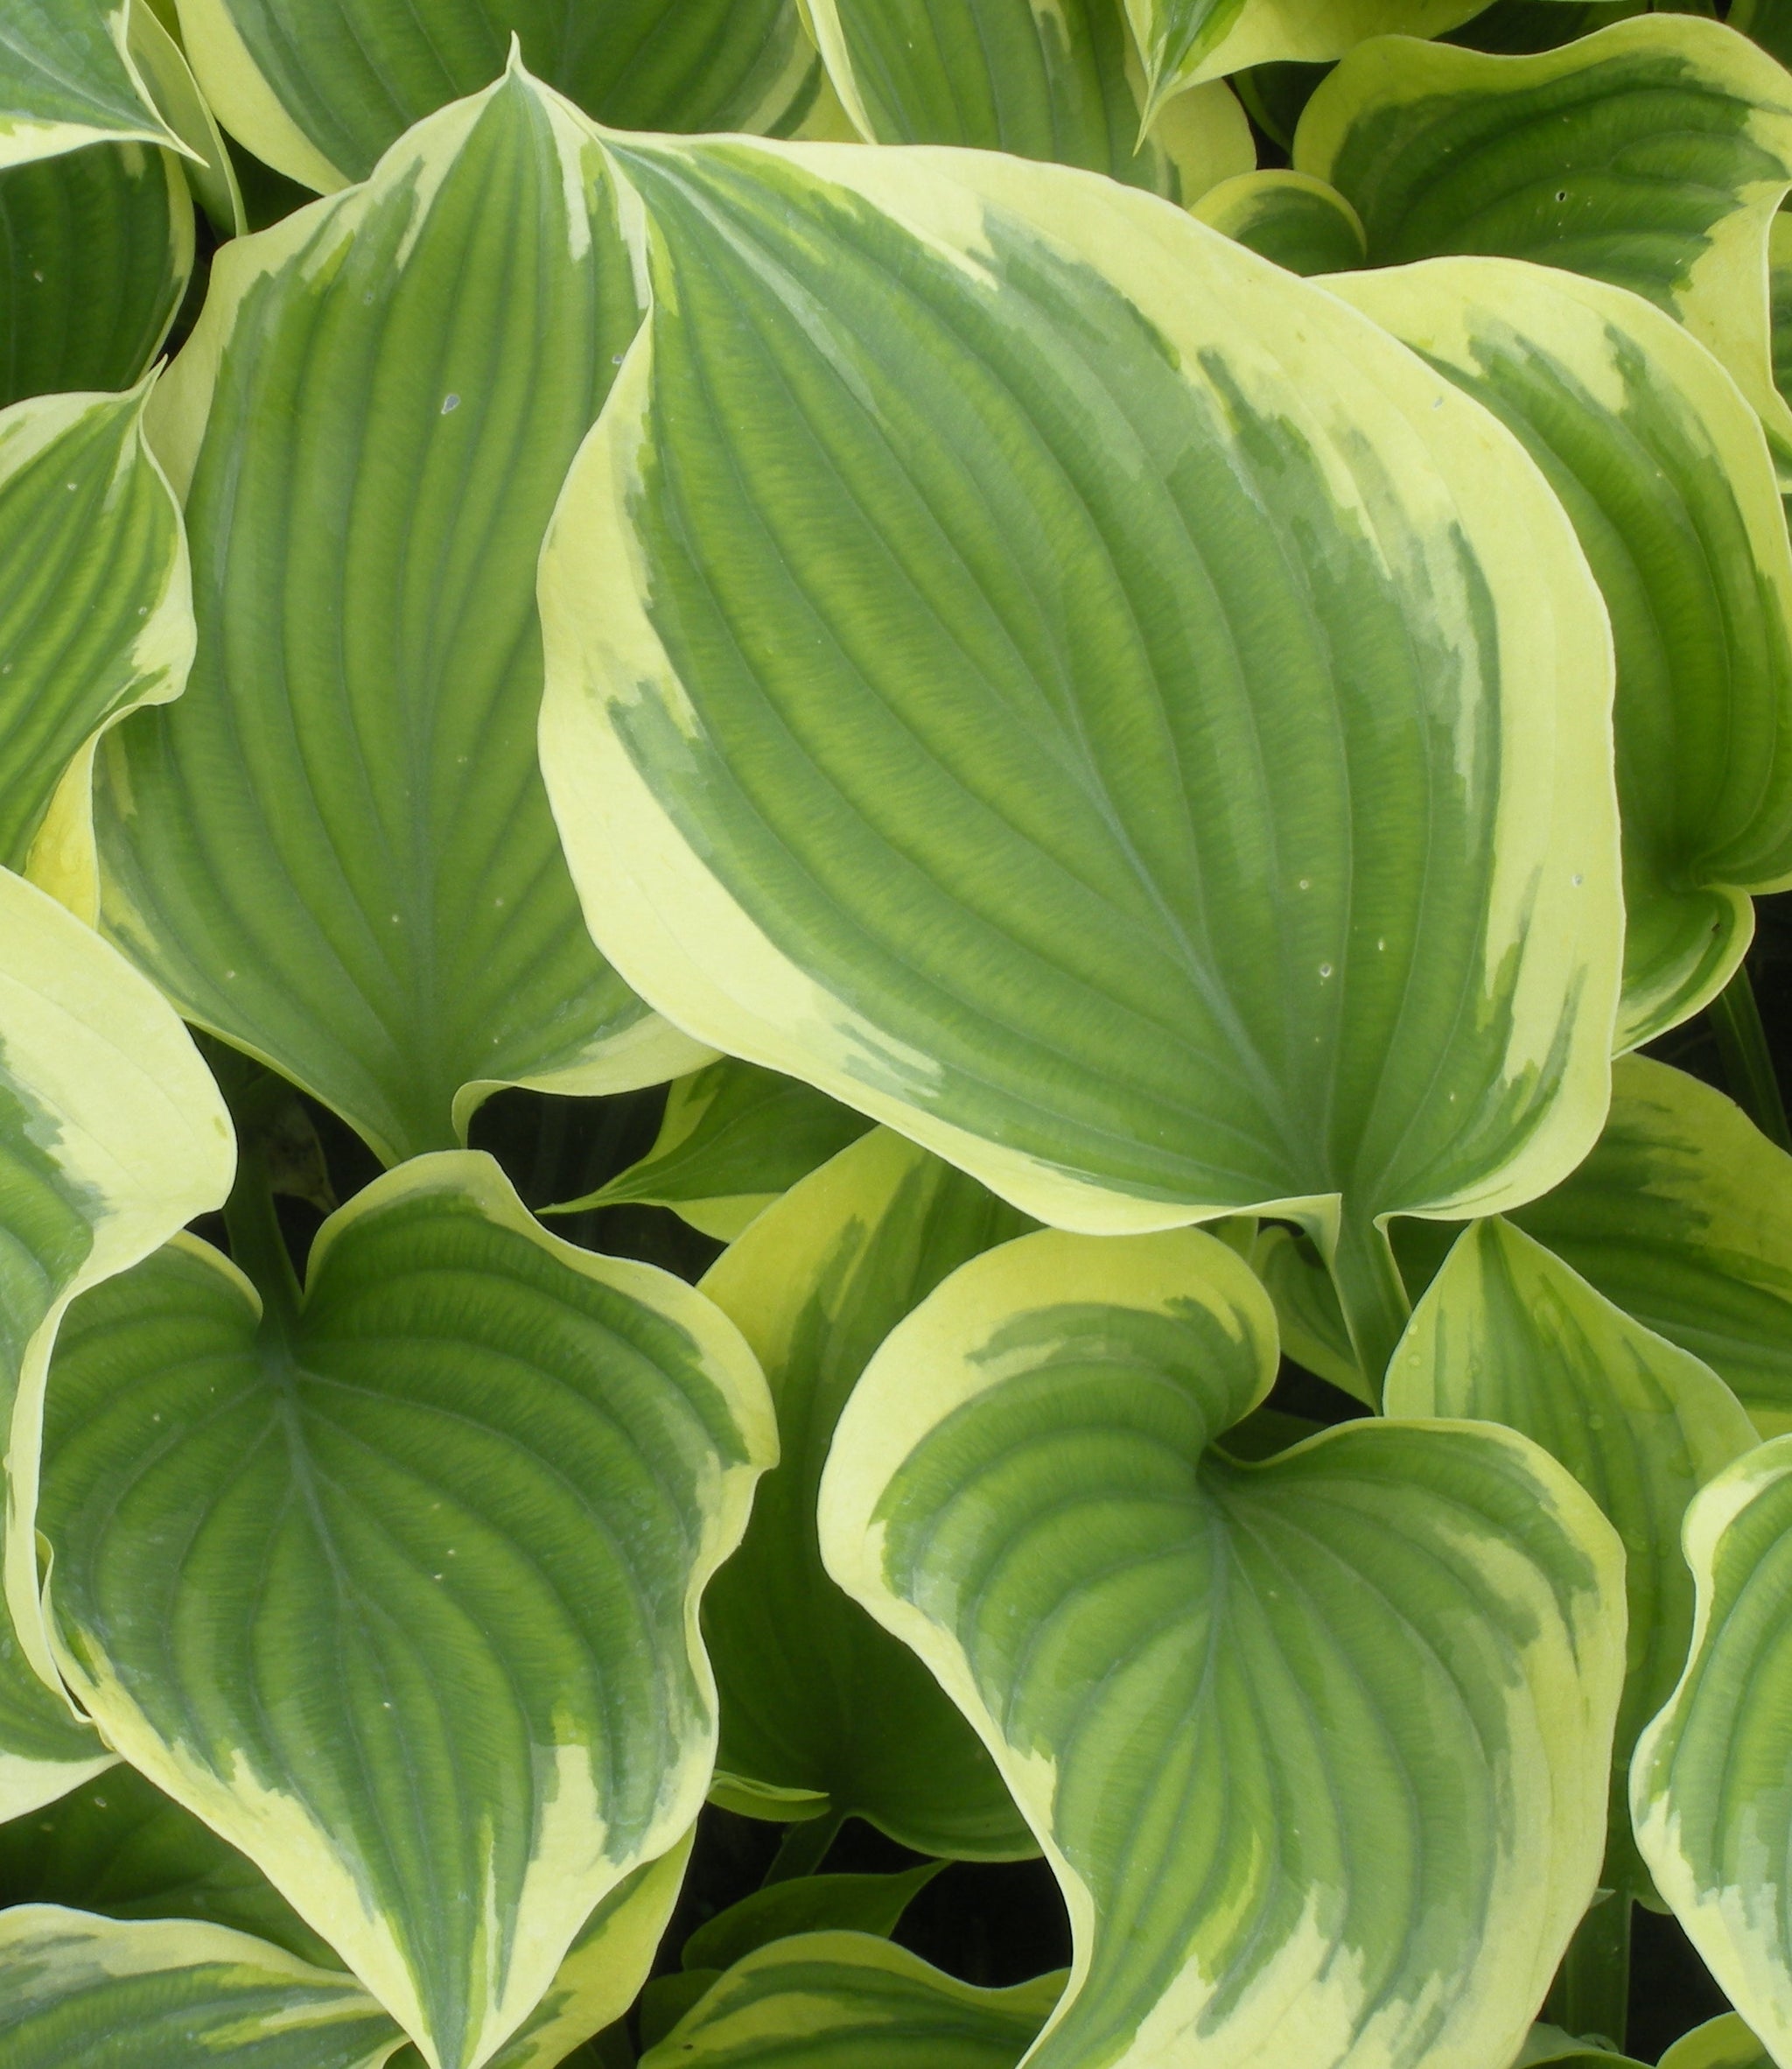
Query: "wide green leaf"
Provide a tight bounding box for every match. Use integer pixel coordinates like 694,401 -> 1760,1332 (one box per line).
638,1932 -> 1061,2069
552,1058 -> 872,1243
539,133 -> 1621,1385
97,64 -> 705,1169
1387,1217 -> 1756,1894
0,0 -> 180,166
820,1226 -> 1627,2069
0,867 -> 232,1820
680,1862 -> 942,1974
698,1127 -> 1032,1857
0,1904 -> 405,2069
1297,16 -> 1792,475
1326,256 -> 1792,1046
0,140 -> 192,409
1192,166 -> 1368,272
1123,0 -> 1488,120
173,0 -> 816,192
804,0 -> 1253,197
1632,1434 -> 1792,2068
35,1151 -> 774,2069
1658,2014 -> 1776,2069
0,383 -> 191,885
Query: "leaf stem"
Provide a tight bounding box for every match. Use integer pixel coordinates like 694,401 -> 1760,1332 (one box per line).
1320,1211 -> 1410,1400
1544,1889 -> 1631,2053
222,1137 -> 303,1334
761,1808 -> 844,1885
1708,966 -> 1792,1153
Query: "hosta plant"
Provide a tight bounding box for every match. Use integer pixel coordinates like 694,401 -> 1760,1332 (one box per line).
10,2 -> 1792,2066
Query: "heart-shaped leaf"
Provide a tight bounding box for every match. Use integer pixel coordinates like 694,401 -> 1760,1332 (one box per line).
539,134 -> 1620,1385
35,1150 -> 773,2069
0,866 -> 232,1820
698,1127 -> 1032,1857
1297,17 -> 1792,476
803,0 -> 1253,196
1387,1217 -> 1757,1895
820,1226 -> 1627,2069
97,63 -> 705,1169
0,0 -> 180,166
1327,256 -> 1792,1047
0,383 -> 191,885
173,0 -> 817,192
638,1932 -> 1062,2068
1192,166 -> 1368,272
1633,1434 -> 1792,2069
0,1905 -> 405,2069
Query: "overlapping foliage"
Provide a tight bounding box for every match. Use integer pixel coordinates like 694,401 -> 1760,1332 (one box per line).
8,3 -> 1792,2066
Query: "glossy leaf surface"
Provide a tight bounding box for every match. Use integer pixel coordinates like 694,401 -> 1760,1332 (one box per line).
102,67 -> 702,1168
822,1226 -> 1626,2069
699,1128 -> 1032,1856
37,1152 -> 774,2069
173,0 -> 816,191
1328,256 -> 1792,1046
540,133 -> 1620,1388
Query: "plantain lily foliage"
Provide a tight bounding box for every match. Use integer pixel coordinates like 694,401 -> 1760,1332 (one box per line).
10,3 -> 1792,2067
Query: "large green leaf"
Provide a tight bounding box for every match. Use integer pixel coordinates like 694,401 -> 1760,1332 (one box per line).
0,384 -> 191,886
0,867 -> 232,1821
1658,2014 -> 1776,2069
1632,1434 -> 1792,2068
0,1904 -> 405,2069
125,0 -> 244,233
698,1128 -> 1032,1857
173,0 -> 816,192
1386,1217 -> 1757,1895
97,64 -> 704,1170
639,1932 -> 1061,2069
804,0 -> 1253,197
0,0 -> 180,166
538,134 -> 1621,1386
0,140 -> 192,409
680,1864 -> 943,1976
1326,256 -> 1792,1047
820,1226 -> 1627,2069
35,1151 -> 774,2069
1297,17 -> 1792,477
1122,1 -> 1488,119
1193,166 -> 1368,272
1734,0 -> 1792,72
552,1058 -> 872,1243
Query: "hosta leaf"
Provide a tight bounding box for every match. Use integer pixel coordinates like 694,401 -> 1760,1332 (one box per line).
35,1151 -> 774,2069
638,1932 -> 1062,2068
1513,2025 -> 1646,2068
1632,1434 -> 1792,2067
1658,2014 -> 1775,2069
1326,257 -> 1792,1047
820,1227 -> 1627,2069
554,1059 -> 872,1243
1248,1223 -> 1371,1399
539,135 -> 1621,1385
0,140 -> 192,409
99,64 -> 704,1169
1446,5 -> 1654,60
0,384 -> 190,884
0,1905 -> 404,2069
1734,0 -> 1792,72
1192,166 -> 1368,273
698,1128 -> 1033,1857
1297,17 -> 1792,477
173,0 -> 816,192
0,0 -> 180,166
680,1862 -> 943,1974
0,1762 -> 336,1966
803,0 -> 1253,198
1123,1 -> 1488,119
125,0 -> 244,233
0,867 -> 231,1820
1386,1217 -> 1757,1894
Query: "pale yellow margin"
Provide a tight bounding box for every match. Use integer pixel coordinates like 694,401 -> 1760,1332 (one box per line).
0,1902 -> 408,2066
640,1929 -> 1064,2062
1193,167 -> 1365,257
172,0 -> 345,192
1297,18 -> 1792,483
539,134 -> 1618,1238
818,1224 -> 1624,2069
1633,1434 -> 1792,2069
125,0 -> 245,234
47,1152 -> 771,2069
1660,2012 -> 1776,2069
1325,253 -> 1792,1047
0,869 -> 232,1814
0,0 -> 188,171
1125,0 -> 1485,120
